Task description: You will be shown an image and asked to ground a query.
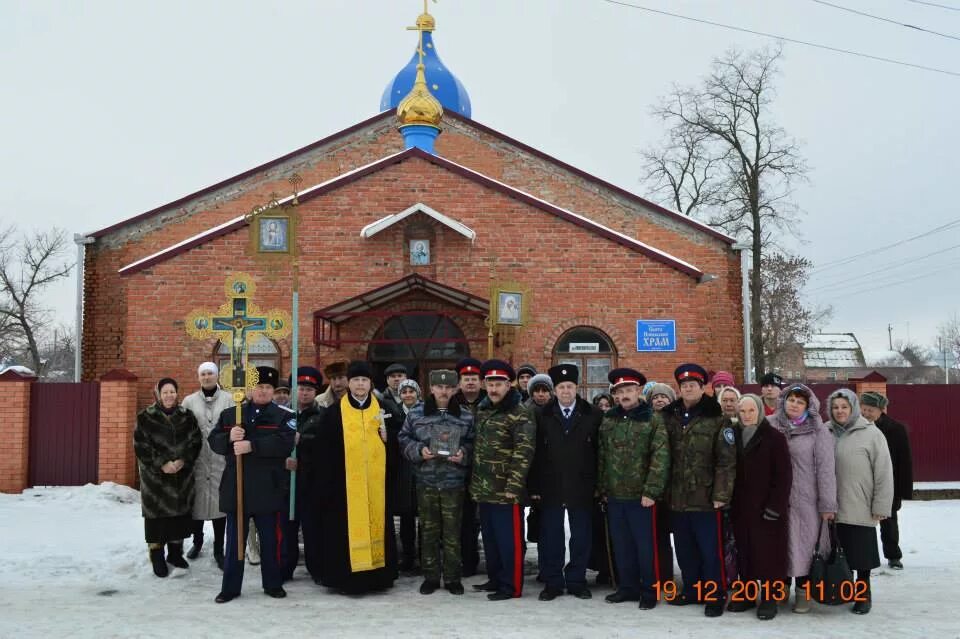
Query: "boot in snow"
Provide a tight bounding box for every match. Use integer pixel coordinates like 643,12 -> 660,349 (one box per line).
149,547 -> 169,578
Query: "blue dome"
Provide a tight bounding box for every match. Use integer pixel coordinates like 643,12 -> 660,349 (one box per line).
381,31 -> 471,118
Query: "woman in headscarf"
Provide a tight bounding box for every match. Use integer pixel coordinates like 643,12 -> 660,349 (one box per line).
133,378 -> 203,577
728,394 -> 792,620
646,383 -> 676,412
826,389 -> 894,615
767,384 -> 837,613
592,392 -> 614,413
397,378 -> 423,414
718,386 -> 742,423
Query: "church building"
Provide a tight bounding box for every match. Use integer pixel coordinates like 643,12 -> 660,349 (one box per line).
80,7 -> 744,406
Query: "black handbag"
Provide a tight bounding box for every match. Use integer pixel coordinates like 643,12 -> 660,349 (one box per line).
808,521 -> 853,605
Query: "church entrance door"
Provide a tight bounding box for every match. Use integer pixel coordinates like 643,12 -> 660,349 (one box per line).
367,313 -> 471,395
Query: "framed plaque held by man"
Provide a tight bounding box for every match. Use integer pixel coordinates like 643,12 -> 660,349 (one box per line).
429,423 -> 461,457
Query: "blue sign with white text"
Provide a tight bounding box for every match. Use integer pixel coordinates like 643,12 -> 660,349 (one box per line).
636,320 -> 676,352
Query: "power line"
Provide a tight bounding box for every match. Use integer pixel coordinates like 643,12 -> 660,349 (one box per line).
905,0 -> 960,11
600,0 -> 960,77
811,0 -> 960,42
815,259 -> 960,299
810,217 -> 960,273
807,242 -> 960,293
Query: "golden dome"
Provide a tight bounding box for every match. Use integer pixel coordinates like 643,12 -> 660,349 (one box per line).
415,12 -> 435,32
396,63 -> 443,129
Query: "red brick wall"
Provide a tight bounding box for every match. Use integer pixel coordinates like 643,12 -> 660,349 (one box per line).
0,375 -> 33,493
84,114 -> 743,403
97,370 -> 139,486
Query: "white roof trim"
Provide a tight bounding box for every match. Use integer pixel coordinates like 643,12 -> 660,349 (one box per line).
118,151 -> 409,274
360,203 -> 476,241
118,214 -> 245,274
437,156 -> 702,274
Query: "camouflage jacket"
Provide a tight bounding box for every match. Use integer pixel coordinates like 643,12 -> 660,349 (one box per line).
398,395 -> 475,490
598,402 -> 670,501
656,395 -> 737,512
469,389 -> 535,505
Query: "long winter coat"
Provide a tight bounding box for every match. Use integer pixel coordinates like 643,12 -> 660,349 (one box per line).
208,401 -> 297,514
133,403 -> 203,520
470,389 -> 535,505
657,395 -> 737,512
527,396 -> 601,510
874,413 -> 913,511
730,419 -> 793,581
181,387 -> 234,520
768,386 -> 837,577
379,393 -> 414,514
829,415 -> 894,526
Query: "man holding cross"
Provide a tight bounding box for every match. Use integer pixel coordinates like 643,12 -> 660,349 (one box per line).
209,366 -> 296,603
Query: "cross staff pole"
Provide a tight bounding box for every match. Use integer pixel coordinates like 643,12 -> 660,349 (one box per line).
186,274 -> 291,561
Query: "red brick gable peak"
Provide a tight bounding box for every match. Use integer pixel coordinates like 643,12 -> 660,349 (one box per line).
119,147 -> 704,280
91,110 -> 733,246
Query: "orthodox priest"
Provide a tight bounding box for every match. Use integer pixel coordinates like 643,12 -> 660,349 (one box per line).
307,360 -> 402,594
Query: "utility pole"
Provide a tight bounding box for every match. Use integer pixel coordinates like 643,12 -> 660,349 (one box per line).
888,323 -> 893,350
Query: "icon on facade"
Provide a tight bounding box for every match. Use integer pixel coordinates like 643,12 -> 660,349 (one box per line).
258,217 -> 290,253
497,292 -> 522,325
410,239 -> 430,265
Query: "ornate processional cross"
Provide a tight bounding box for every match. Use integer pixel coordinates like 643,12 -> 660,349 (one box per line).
186,273 -> 291,400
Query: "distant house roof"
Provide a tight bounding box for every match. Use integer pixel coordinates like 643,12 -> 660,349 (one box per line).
803,332 -> 867,368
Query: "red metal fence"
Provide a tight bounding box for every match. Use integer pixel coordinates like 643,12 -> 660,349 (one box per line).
886,384 -> 958,482
742,382 -> 957,481
28,382 -> 100,486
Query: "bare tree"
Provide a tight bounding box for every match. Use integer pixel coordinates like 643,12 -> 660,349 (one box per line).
0,225 -> 73,374
641,45 -> 808,376
936,313 -> 960,380
758,253 -> 831,371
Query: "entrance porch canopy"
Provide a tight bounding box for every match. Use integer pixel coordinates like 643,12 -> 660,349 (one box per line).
313,274 -> 488,348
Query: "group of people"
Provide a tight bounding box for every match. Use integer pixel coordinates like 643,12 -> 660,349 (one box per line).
132,355 -> 913,619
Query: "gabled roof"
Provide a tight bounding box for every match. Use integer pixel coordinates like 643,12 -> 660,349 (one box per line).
91,111 -> 734,246
360,202 -> 476,241
119,147 -> 704,279
314,273 -> 488,324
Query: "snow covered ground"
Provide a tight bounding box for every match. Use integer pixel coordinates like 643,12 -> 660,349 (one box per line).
1,483 -> 958,639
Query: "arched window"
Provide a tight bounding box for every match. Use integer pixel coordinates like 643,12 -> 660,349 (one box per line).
215,335 -> 282,378
553,327 -> 617,400
368,313 -> 470,390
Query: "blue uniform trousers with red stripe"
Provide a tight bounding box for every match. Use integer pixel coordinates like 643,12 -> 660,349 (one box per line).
607,499 -> 659,599
221,512 -> 286,596
478,503 -> 525,597
671,510 -> 725,602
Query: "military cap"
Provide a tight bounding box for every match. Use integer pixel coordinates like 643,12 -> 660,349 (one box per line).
481,359 -> 515,381
384,362 -> 408,376
274,379 -> 291,392
255,366 -> 280,388
608,367 -> 646,389
346,360 -> 373,380
860,391 -> 889,410
323,359 -> 349,378
674,363 -> 708,386
429,369 -> 459,387
455,357 -> 483,377
288,366 -> 323,390
548,364 -> 579,386
516,363 -> 538,378
760,372 -> 785,389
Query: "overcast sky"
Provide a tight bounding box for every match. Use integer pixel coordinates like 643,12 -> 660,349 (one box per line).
3,0 -> 958,361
